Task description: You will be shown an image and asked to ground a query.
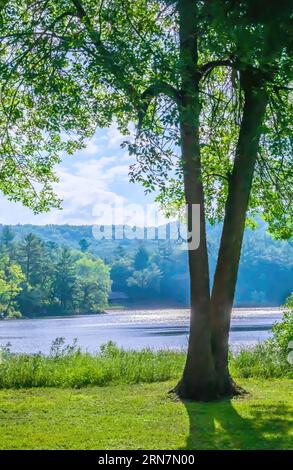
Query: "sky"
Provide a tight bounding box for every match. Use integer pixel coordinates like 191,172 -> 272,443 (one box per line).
0,125 -> 169,227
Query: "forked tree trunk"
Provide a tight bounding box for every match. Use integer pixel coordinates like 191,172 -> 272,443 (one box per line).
174,4 -> 269,402
210,69 -> 268,396
173,0 -> 217,401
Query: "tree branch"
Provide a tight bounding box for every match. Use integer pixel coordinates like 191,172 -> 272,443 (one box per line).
71,0 -> 138,102
138,82 -> 180,127
198,59 -> 234,77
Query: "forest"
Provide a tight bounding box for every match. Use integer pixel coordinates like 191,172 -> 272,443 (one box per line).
1,219 -> 292,317
0,226 -> 110,317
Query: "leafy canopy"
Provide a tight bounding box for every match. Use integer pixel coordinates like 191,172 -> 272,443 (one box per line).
0,1 -> 292,235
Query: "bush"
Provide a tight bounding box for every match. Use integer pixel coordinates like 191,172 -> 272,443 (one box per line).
230,293 -> 293,379
230,341 -> 292,379
272,293 -> 293,355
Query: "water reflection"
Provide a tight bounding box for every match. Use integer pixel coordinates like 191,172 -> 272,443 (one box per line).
0,308 -> 281,355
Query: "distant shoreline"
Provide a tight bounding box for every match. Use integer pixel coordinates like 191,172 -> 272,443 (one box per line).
0,305 -> 282,321
105,306 -> 282,317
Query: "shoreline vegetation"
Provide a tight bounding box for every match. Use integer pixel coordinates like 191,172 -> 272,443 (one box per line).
0,336 -> 292,390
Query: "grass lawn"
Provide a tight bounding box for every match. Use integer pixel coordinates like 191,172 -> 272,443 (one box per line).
0,379 -> 292,450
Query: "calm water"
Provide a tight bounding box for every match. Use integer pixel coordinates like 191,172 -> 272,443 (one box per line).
0,308 -> 281,354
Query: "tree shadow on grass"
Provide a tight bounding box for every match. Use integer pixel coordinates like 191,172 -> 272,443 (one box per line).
182,398 -> 292,450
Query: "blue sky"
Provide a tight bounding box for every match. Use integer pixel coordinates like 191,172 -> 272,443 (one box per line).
0,125 -> 164,226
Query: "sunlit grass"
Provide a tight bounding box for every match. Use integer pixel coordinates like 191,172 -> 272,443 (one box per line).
0,379 -> 292,449
0,340 -> 185,389
0,337 -> 292,390
230,341 -> 293,379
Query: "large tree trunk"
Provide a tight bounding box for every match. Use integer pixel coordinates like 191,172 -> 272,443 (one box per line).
210,68 -> 268,396
173,0 -> 217,401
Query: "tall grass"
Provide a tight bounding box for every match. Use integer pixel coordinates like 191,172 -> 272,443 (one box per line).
231,297 -> 293,379
0,339 -> 185,389
230,341 -> 293,379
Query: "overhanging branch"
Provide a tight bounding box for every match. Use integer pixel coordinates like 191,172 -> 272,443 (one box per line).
199,59 -> 234,77
138,82 -> 180,128
71,0 -> 138,102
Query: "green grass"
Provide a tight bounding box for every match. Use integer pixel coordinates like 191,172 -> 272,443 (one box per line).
0,379 -> 292,450
0,341 -> 185,389
1,336 -> 292,390
230,342 -> 293,379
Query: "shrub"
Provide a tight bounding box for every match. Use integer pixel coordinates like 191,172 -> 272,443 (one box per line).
230,293 -> 293,379
272,293 -> 293,355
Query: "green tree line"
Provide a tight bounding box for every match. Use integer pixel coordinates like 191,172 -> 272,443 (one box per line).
0,227 -> 110,318
1,223 -> 292,309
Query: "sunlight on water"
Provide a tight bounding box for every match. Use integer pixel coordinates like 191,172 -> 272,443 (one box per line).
0,308 -> 282,354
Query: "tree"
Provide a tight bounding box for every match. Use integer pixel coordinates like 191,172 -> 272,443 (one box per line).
110,258 -> 133,292
18,233 -> 43,285
127,263 -> 161,294
0,255 -> 24,318
0,229 -> 112,316
204,0 -> 293,396
79,238 -> 91,252
53,248 -> 77,312
16,235 -> 56,314
75,255 -> 110,312
114,244 -> 127,259
142,0 -> 293,397
0,226 -> 15,260
134,245 -> 149,271
0,226 -> 15,247
0,0 -> 292,400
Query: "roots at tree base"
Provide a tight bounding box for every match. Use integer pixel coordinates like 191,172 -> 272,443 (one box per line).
170,373 -> 246,402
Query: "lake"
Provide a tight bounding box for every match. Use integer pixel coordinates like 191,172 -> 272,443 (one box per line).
0,308 -> 281,354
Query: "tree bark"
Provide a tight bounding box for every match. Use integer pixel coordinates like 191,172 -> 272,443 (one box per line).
173,0 -> 217,401
210,68 -> 268,396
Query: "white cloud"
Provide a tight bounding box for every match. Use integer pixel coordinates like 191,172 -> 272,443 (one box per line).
0,154 -> 131,225
101,122 -> 134,149
79,139 -> 100,156
0,126 -> 162,226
